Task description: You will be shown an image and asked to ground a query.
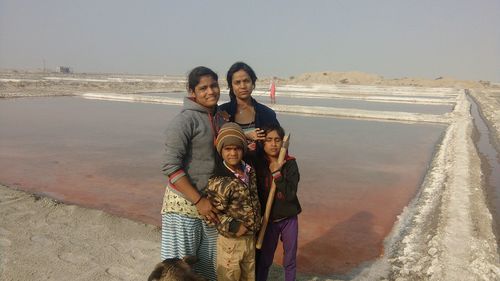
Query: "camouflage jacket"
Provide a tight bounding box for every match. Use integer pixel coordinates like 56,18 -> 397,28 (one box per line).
206,159 -> 261,238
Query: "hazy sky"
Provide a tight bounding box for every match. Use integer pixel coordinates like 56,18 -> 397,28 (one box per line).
1,0 -> 498,81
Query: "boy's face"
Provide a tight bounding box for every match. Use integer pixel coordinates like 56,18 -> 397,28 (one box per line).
221,145 -> 244,168
263,130 -> 283,157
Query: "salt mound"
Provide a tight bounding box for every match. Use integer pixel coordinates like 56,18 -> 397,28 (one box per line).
286,71 -> 489,89
289,71 -> 383,85
383,76 -> 487,89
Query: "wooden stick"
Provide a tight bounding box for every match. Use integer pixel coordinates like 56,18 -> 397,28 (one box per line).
256,133 -> 290,249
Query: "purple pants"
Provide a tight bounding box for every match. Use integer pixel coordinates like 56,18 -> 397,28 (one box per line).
256,216 -> 298,281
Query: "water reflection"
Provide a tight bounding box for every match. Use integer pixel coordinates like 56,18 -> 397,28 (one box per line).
299,211 -> 380,275
0,97 -> 170,224
0,96 -> 445,275
278,113 -> 444,274
469,95 -> 500,237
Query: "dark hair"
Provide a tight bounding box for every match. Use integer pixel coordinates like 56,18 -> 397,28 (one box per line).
262,123 -> 285,139
226,62 -> 257,100
187,66 -> 218,92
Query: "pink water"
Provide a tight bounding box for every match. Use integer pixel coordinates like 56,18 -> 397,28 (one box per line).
0,97 -> 445,276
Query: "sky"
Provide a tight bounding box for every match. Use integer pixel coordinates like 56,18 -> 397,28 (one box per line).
0,0 -> 498,81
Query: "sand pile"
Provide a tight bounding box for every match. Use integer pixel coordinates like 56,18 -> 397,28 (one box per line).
289,71 -> 383,85
286,71 -> 490,89
381,76 -> 490,89
0,185 -> 161,281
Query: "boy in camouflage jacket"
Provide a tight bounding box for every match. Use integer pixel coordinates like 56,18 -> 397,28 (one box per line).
206,122 -> 261,281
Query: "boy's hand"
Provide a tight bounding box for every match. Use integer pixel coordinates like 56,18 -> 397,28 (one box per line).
235,224 -> 248,237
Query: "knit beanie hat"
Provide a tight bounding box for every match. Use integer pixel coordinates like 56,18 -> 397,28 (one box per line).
216,122 -> 247,155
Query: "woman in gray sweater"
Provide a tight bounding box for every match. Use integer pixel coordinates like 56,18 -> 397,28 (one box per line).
161,66 -> 226,281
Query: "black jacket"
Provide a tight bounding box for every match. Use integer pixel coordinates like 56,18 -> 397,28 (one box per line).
218,97 -> 279,128
255,155 -> 301,221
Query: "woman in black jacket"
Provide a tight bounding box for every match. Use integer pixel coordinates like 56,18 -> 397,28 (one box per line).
219,62 -> 280,151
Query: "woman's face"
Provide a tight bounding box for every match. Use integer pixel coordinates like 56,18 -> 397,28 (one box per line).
231,70 -> 254,101
190,75 -> 220,109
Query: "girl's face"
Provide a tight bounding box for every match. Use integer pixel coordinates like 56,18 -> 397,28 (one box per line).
263,130 -> 282,157
231,70 -> 254,101
190,75 -> 220,109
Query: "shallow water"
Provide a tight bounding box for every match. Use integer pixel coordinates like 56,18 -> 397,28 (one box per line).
278,113 -> 444,274
469,95 -> 500,233
146,92 -> 453,114
0,97 -> 169,224
266,96 -> 452,114
0,96 -> 445,276
357,94 -> 456,100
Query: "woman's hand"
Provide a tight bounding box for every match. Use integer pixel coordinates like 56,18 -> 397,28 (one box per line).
196,197 -> 219,224
219,110 -> 231,122
245,128 -> 265,142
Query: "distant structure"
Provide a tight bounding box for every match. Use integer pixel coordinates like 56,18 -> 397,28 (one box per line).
59,66 -> 72,74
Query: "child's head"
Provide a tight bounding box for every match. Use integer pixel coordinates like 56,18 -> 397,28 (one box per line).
216,123 -> 247,167
262,124 -> 285,158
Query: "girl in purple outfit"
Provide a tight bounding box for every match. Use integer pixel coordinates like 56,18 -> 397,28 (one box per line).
255,124 -> 301,281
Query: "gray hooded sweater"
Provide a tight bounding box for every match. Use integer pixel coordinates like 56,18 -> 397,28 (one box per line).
162,97 -> 225,196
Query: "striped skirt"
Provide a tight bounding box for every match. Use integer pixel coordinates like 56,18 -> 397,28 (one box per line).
161,212 -> 218,281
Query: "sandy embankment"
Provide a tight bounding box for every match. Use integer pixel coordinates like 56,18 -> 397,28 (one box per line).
0,185 -> 160,281
372,93 -> 500,281
1,71 -> 499,280
0,72 -> 188,97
